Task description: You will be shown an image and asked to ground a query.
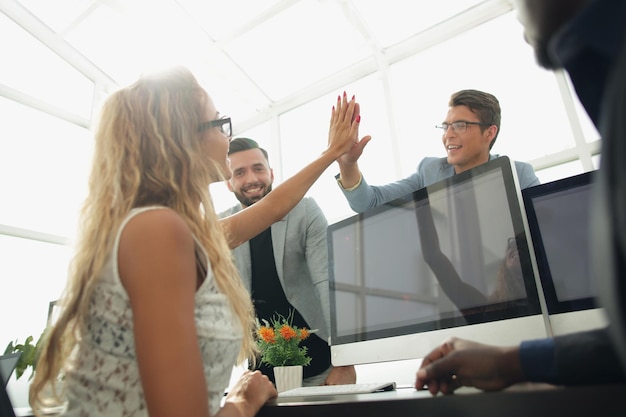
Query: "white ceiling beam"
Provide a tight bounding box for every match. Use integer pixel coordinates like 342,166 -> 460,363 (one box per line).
384,0 -> 513,65
529,140 -> 601,171
235,0 -> 514,132
0,83 -> 91,128
1,0 -> 117,90
0,223 -> 72,246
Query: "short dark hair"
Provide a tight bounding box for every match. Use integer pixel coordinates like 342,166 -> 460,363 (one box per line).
228,137 -> 269,163
449,90 -> 501,150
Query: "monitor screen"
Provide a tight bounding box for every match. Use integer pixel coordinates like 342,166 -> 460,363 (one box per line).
0,381 -> 15,417
328,157 -> 549,366
523,171 -> 606,334
0,353 -> 20,388
0,353 -> 18,417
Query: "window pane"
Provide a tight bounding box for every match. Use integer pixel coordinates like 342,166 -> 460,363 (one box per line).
388,11 -> 574,174
224,1 -> 371,100
0,97 -> 92,237
17,0 -> 90,33
278,74 -> 391,223
563,72 -> 601,143
353,0 -> 485,47
0,13 -> 94,119
535,161 -> 587,184
592,154 -> 601,169
0,235 -> 70,349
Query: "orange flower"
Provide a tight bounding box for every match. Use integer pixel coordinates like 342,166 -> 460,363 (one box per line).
256,310 -> 312,367
258,326 -> 276,343
300,328 -> 310,340
279,324 -> 297,341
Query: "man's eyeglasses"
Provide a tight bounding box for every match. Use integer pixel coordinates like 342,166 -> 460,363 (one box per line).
507,236 -> 527,251
507,237 -> 517,250
199,116 -> 232,138
435,121 -> 490,134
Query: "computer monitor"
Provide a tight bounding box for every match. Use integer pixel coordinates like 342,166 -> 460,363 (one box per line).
522,171 -> 607,335
327,157 -> 550,366
0,353 -> 19,417
0,381 -> 16,417
0,353 -> 20,387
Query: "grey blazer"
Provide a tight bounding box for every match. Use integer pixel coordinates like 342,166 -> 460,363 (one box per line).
219,197 -> 331,343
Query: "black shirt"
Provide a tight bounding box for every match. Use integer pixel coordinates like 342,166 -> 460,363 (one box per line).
249,227 -> 331,381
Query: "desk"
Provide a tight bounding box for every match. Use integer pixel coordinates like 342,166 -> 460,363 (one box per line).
258,383 -> 626,417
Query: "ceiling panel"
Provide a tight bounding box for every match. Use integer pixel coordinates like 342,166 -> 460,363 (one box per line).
351,0 -> 486,47
186,53 -> 272,127
223,1 -> 372,100
14,0 -> 93,33
62,1 -> 215,85
175,0 -> 286,41
2,0 -> 516,129
0,11 -> 94,119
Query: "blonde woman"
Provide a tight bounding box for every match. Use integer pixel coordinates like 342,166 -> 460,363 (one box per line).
30,67 -> 361,417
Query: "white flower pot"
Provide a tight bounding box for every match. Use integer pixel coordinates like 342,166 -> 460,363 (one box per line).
273,365 -> 303,393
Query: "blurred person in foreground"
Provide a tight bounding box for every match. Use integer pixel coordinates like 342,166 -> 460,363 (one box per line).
416,0 -> 626,395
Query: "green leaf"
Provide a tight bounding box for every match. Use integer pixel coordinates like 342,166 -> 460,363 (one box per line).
4,341 -> 15,355
5,333 -> 44,380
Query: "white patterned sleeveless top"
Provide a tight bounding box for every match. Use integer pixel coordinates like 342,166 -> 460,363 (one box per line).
62,207 -> 242,416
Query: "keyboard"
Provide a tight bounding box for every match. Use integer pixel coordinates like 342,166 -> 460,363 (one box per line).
278,381 -> 396,398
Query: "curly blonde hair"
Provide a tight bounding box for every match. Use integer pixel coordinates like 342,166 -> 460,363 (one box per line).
29,67 -> 255,411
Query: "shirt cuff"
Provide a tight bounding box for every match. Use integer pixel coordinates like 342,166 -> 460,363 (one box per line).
336,173 -> 362,191
519,338 -> 557,383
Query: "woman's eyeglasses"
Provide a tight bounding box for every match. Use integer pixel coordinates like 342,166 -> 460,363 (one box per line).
199,116 -> 232,138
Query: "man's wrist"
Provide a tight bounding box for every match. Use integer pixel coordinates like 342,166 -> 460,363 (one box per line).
337,172 -> 362,191
501,346 -> 525,385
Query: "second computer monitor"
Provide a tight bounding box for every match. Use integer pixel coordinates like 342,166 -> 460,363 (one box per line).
523,170 -> 607,335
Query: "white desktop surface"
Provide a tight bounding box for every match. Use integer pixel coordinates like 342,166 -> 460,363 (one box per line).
260,383 -> 626,417
272,385 -> 438,405
548,308 -> 607,336
14,406 -> 63,417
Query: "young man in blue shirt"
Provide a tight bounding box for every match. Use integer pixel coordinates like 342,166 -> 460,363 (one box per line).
336,89 -> 539,214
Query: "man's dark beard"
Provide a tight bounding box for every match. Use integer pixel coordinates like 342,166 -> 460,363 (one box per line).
235,184 -> 273,207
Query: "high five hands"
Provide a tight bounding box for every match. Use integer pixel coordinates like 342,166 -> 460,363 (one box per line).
328,92 -> 372,162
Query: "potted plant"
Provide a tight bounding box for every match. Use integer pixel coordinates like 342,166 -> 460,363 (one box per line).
255,311 -> 313,392
4,332 -> 44,380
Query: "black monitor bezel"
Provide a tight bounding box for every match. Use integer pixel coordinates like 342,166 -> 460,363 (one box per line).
0,382 -> 15,417
0,352 -> 21,388
327,157 -> 543,345
0,353 -> 18,417
522,170 -> 598,315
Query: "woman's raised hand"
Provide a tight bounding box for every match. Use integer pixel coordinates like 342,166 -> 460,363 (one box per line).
327,92 -> 361,159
